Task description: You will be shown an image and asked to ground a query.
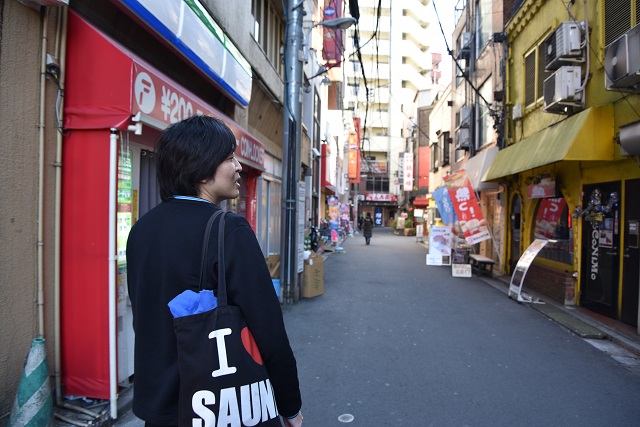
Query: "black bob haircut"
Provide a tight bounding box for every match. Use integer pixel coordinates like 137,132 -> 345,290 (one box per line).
155,115 -> 237,201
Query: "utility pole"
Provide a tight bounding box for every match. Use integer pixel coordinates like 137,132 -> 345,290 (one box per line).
281,0 -> 305,303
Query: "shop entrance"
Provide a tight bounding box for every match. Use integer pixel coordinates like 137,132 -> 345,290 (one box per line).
621,179 -> 640,327
580,181 -> 621,318
509,195 -> 521,274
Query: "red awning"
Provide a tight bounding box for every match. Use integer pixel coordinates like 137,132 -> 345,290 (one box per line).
65,11 -> 264,170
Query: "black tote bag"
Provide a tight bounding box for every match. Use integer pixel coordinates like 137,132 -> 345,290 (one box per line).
173,211 -> 282,426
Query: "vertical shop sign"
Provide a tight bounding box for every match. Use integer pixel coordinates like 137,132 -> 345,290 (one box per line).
444,170 -> 491,245
322,0 -> 343,63
298,182 -> 306,273
328,195 -> 340,242
348,117 -> 361,183
348,134 -> 361,183
403,152 -> 413,190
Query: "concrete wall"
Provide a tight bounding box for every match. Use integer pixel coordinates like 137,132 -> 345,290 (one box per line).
0,2 -> 63,419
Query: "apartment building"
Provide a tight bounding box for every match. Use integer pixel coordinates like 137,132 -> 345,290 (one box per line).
342,0 -> 433,225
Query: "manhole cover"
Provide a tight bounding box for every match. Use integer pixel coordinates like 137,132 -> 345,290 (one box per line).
338,413 -> 355,423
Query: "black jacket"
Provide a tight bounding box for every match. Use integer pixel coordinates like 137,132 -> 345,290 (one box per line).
126,199 -> 301,424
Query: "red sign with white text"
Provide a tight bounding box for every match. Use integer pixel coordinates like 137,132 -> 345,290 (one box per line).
444,170 -> 491,245
132,63 -> 264,170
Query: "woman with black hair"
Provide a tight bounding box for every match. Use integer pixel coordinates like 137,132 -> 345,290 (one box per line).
126,116 -> 303,427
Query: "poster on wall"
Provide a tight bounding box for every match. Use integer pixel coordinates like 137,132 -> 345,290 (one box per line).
444,170 -> 491,245
508,239 -> 548,303
533,198 -> 567,239
427,226 -> 452,266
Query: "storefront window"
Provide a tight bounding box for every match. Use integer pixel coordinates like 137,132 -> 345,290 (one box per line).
532,197 -> 573,264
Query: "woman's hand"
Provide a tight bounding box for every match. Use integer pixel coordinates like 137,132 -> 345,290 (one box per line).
283,411 -> 303,427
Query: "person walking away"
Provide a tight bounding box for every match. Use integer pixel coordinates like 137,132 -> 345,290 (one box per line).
126,116 -> 303,427
363,212 -> 374,245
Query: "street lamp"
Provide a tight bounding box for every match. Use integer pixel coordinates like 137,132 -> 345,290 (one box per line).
303,17 -> 358,63
281,3 -> 357,303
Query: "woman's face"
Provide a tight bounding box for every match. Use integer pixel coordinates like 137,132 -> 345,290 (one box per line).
198,152 -> 242,204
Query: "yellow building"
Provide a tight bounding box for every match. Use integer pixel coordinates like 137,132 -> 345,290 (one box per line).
484,0 -> 640,332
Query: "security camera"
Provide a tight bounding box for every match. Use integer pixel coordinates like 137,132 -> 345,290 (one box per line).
46,54 -> 60,80
312,147 -> 321,157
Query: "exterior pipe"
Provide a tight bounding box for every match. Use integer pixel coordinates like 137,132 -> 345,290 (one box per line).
53,7 -> 68,404
37,6 -> 50,339
108,129 -> 119,419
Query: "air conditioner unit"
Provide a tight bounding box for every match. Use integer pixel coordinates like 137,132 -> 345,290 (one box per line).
604,23 -> 640,92
543,66 -> 583,114
455,127 -> 470,149
545,21 -> 584,71
460,105 -> 473,128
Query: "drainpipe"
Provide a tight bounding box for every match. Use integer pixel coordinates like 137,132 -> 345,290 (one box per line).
53,7 -> 68,404
108,129 -> 119,419
37,6 -> 50,339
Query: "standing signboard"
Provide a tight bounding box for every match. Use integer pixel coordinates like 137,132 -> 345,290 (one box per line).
427,226 -> 452,266
509,239 -> 548,303
451,245 -> 472,277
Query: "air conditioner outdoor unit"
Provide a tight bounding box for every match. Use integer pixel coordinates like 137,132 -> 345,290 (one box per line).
543,66 -> 583,114
604,23 -> 640,92
545,21 -> 584,71
455,127 -> 470,149
460,105 -> 473,128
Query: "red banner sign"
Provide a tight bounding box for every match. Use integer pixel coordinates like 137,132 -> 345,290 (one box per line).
444,170 -> 491,245
322,0 -> 343,64
132,63 -> 264,170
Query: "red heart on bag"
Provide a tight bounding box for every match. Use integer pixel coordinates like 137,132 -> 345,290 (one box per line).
241,327 -> 263,365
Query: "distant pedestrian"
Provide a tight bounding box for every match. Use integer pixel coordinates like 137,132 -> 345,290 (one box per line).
363,212 -> 374,245
358,214 -> 364,231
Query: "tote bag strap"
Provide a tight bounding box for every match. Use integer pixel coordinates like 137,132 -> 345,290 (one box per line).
198,209 -> 224,291
217,211 -> 229,306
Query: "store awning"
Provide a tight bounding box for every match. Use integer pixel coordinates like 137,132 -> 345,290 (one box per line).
65,11 -> 264,171
482,105 -> 614,181
464,146 -> 499,191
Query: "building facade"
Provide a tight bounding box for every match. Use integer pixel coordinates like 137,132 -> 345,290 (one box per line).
0,0 -> 330,419
484,0 -> 640,331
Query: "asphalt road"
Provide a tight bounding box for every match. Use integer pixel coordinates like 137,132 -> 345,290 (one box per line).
281,227 -> 640,426
111,227 -> 640,426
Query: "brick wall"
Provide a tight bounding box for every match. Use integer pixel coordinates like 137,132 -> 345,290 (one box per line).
523,263 -> 576,305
